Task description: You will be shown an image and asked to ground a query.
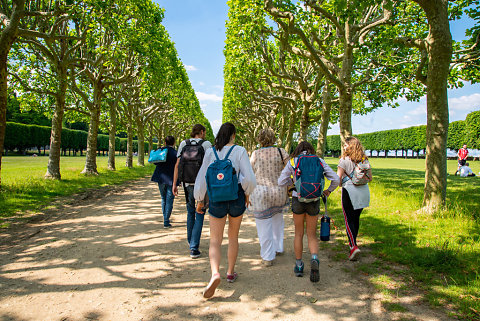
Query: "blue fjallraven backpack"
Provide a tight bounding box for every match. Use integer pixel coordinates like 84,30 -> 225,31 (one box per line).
292,154 -> 325,203
206,145 -> 238,202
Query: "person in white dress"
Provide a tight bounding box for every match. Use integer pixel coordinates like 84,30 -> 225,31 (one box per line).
249,128 -> 289,266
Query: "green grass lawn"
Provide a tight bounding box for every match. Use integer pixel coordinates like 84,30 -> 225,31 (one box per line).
0,155 -> 155,224
324,157 -> 480,320
1,155 -> 479,319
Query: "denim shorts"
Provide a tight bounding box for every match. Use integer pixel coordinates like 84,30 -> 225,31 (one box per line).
291,197 -> 320,216
208,185 -> 246,219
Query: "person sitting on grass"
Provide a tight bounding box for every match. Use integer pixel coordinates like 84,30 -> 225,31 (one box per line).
457,162 -> 476,177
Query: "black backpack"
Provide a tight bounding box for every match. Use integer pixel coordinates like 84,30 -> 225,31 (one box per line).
179,139 -> 205,184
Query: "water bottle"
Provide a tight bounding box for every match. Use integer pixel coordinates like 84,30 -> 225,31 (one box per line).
320,195 -> 330,241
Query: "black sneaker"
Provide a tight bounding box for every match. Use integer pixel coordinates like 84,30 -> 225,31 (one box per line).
310,258 -> 319,283
190,249 -> 201,259
163,224 -> 172,229
294,261 -> 304,277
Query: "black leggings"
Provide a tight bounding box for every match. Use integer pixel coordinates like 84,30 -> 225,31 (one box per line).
341,188 -> 363,249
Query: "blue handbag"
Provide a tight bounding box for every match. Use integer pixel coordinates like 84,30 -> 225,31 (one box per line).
148,148 -> 168,164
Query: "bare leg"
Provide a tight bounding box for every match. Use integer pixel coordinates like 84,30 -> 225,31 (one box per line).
293,214 -> 305,260
305,214 -> 319,256
227,215 -> 243,275
209,215 -> 227,275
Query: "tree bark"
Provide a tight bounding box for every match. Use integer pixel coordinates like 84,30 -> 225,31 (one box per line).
285,112 -> 296,154
317,83 -> 332,158
418,0 -> 452,211
136,121 -> 145,166
81,84 -> 103,175
107,100 -> 117,171
45,66 -> 67,179
126,125 -> 133,168
338,40 -> 354,144
0,0 -> 25,188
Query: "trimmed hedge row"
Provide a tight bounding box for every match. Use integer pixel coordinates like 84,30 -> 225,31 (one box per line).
4,122 -> 157,154
324,111 -> 480,154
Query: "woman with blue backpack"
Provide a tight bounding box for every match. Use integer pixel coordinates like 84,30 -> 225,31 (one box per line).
336,136 -> 371,261
193,122 -> 256,298
278,141 -> 339,283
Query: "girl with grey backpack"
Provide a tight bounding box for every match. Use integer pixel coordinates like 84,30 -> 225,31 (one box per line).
336,136 -> 372,261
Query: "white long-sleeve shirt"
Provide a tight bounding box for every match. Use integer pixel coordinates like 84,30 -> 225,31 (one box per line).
194,145 -> 257,202
277,156 -> 339,197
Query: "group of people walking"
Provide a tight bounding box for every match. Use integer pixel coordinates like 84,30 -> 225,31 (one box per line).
151,122 -> 371,299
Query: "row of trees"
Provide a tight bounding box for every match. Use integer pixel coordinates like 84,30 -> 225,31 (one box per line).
0,0 -> 213,184
323,110 -> 480,154
4,122 -> 158,155
223,0 -> 479,211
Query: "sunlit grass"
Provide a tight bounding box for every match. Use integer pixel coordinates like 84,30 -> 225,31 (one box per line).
323,157 -> 480,320
0,155 -> 154,222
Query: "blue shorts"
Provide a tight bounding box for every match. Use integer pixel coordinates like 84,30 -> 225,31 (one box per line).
208,185 -> 246,218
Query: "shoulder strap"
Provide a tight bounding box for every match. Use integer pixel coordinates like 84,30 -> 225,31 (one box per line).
277,148 -> 284,163
212,147 -> 220,161
224,145 -> 236,160
197,139 -> 205,146
185,139 -> 192,146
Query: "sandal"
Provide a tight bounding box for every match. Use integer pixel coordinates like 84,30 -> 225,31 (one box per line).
203,273 -> 221,298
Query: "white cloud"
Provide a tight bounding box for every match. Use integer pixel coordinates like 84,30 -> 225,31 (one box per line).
198,81 -> 205,86
408,104 -> 427,116
449,93 -> 480,111
211,119 -> 222,135
184,64 -> 197,71
200,103 -> 208,111
196,91 -> 222,102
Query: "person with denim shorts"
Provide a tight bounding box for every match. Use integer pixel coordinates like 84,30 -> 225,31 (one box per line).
151,136 -> 177,228
194,122 -> 256,298
172,124 -> 212,259
278,141 -> 339,283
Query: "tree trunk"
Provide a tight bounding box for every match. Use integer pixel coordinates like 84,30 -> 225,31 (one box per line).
285,112 -> 296,154
81,85 -> 103,175
0,54 -> 8,188
136,121 -> 145,166
420,0 -> 452,211
0,1 -> 24,189
298,100 -> 310,141
126,125 -> 133,168
316,83 -> 332,158
107,100 -> 117,171
338,39 -> 354,144
278,105 -> 287,147
45,67 -> 67,179
148,134 -> 153,156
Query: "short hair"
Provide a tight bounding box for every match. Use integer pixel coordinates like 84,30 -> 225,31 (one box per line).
165,136 -> 175,146
459,159 -> 466,166
257,128 -> 276,147
190,124 -> 206,138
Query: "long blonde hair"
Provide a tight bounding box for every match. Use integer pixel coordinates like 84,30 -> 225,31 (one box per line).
341,136 -> 367,163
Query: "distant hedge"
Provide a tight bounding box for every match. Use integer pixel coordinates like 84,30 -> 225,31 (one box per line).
324,110 -> 479,155
4,122 -> 157,155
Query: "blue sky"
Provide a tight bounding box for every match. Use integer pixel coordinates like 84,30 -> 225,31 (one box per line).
154,0 -> 480,136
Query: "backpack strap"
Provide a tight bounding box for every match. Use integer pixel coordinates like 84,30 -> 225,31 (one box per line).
277,148 -> 284,164
212,147 -> 220,161
223,145 -> 236,160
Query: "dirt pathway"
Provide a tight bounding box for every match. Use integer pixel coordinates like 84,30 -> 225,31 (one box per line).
0,178 -> 453,321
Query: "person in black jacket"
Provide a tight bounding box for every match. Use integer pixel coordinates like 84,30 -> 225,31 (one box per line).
151,136 -> 178,228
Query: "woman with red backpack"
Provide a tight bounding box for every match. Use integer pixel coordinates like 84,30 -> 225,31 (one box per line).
337,136 -> 371,261
278,141 -> 339,283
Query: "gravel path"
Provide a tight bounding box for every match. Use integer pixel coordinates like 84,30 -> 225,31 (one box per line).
0,178 -> 453,321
